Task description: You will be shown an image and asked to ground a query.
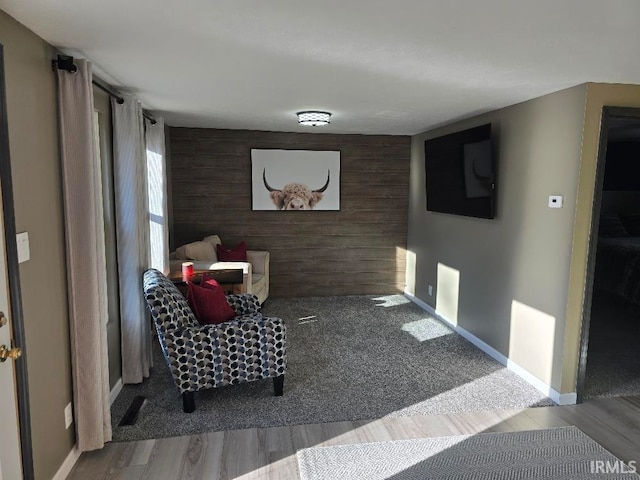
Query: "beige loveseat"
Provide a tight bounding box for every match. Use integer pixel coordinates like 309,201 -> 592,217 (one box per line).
169,235 -> 269,304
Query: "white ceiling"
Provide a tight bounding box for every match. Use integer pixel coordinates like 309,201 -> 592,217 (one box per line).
2,0 -> 640,135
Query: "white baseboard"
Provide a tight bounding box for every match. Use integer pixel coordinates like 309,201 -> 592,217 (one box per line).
51,379 -> 122,480
51,445 -> 81,480
404,291 -> 576,406
110,378 -> 123,406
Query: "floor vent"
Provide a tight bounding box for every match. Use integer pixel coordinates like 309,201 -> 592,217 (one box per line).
118,395 -> 146,426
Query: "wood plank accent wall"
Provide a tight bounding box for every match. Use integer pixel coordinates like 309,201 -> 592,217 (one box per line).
169,128 -> 411,298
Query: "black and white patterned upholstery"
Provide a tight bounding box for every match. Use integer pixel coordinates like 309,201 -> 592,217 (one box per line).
143,269 -> 286,412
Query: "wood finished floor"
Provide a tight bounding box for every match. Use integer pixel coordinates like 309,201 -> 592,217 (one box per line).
68,395 -> 640,479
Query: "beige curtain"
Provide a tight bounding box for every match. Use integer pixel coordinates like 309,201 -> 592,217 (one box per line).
56,59 -> 112,451
112,94 -> 152,384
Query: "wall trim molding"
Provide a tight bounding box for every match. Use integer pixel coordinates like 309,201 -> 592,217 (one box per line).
404,291 -> 576,406
110,377 -> 123,406
52,378 -> 123,479
51,445 -> 81,480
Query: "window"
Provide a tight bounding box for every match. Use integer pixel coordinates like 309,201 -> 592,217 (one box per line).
146,124 -> 168,272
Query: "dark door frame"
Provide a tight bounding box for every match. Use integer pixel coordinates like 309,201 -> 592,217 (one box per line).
0,43 -> 34,479
576,105 -> 640,403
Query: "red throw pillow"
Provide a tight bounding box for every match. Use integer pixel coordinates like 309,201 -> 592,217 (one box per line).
216,241 -> 247,262
186,280 -> 236,325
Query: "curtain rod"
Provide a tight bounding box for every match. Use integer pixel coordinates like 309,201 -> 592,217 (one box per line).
52,55 -> 157,126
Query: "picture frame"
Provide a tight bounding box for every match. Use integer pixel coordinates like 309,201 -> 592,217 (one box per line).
251,149 -> 341,211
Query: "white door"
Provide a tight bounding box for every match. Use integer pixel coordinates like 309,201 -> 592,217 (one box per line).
0,170 -> 22,478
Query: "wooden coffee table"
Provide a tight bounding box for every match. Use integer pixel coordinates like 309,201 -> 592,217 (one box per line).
168,268 -> 244,294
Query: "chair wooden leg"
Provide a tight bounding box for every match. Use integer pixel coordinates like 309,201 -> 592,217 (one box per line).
273,375 -> 284,396
183,391 -> 195,413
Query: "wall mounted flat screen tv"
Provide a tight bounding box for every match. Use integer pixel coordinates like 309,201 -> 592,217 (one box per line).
424,123 -> 495,219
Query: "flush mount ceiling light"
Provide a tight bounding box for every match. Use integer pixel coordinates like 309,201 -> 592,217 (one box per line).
297,111 -> 332,126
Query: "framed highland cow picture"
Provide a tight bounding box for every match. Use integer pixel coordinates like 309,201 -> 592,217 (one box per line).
251,149 -> 341,211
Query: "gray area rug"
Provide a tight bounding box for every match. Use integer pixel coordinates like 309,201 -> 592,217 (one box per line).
111,295 -> 553,442
297,426 -> 640,480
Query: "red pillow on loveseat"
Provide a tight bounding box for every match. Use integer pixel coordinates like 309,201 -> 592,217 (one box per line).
186,279 -> 236,325
216,241 -> 247,262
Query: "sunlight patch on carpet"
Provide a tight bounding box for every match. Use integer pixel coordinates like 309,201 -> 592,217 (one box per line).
401,317 -> 453,341
385,369 -> 549,418
373,295 -> 411,307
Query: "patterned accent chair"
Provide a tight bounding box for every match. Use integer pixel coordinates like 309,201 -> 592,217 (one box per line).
143,268 -> 286,412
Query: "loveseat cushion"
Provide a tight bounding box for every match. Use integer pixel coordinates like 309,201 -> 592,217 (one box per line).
184,240 -> 217,261
252,273 -> 266,293
203,235 -> 222,249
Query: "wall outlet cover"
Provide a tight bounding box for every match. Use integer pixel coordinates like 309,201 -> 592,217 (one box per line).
64,403 -> 73,429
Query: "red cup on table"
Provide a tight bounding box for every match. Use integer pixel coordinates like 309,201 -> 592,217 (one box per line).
182,261 -> 194,278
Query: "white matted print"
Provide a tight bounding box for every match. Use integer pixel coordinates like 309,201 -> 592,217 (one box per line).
252,149 -> 340,210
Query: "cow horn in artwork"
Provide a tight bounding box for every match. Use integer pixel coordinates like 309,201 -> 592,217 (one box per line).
312,170 -> 330,193
263,168 -> 281,192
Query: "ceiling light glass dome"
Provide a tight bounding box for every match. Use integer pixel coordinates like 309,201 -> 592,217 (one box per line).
297,111 -> 332,126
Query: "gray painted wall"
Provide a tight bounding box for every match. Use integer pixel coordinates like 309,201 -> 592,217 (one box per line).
406,85 -> 587,392
0,10 -> 74,480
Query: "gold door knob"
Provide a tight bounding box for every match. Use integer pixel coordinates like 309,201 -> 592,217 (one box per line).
0,345 -> 21,362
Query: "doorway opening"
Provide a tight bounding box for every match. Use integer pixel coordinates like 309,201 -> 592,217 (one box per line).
578,107 -> 640,402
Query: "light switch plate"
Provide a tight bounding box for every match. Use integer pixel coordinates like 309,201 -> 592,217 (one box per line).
16,232 -> 30,263
548,195 -> 563,208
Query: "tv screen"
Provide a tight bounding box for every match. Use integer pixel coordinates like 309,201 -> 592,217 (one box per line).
424,123 -> 495,219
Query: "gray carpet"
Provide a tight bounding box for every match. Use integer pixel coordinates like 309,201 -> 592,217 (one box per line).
584,290 -> 640,400
111,295 -> 553,442
297,426 -> 640,480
